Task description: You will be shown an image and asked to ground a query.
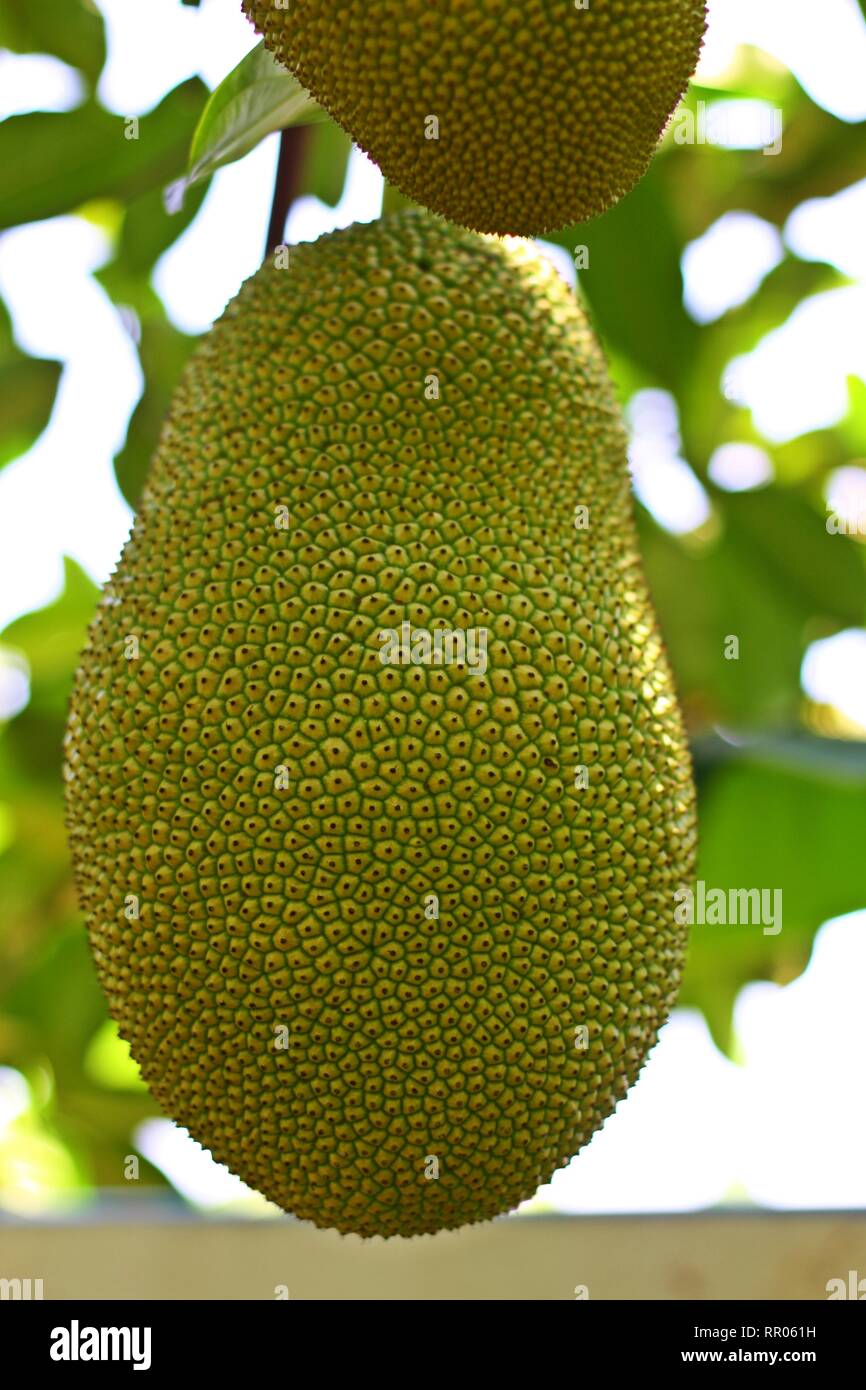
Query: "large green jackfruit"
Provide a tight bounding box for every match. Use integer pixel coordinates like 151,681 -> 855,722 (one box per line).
242,0 -> 708,235
65,211 -> 697,1237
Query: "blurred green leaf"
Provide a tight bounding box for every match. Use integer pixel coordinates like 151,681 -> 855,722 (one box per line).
683,758 -> 866,1050
677,256 -> 849,484
667,84 -> 866,232
84,1020 -> 148,1092
0,358 -> 61,468
102,180 -> 210,291
0,80 -> 208,231
0,0 -> 106,88
170,41 -> 325,208
0,298 -> 61,471
551,158 -> 699,393
382,181 -> 417,216
1,557 -> 97,709
91,175 -> 207,511
640,480 -> 866,728
0,753 -> 77,985
4,928 -> 107,1088
842,373 -> 866,448
0,1098 -> 90,1206
724,486 -> 866,627
692,730 -> 866,783
113,319 -> 197,511
717,255 -> 845,370
300,121 -> 352,208
641,514 -> 804,727
0,557 -> 96,787
688,63 -> 793,108
58,1088 -> 164,1192
0,563 -> 98,1039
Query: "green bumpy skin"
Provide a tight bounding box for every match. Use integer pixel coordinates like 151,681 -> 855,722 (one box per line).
65,211 -> 697,1238
242,0 -> 707,236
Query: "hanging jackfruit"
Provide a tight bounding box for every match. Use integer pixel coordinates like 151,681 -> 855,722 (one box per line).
242,0 -> 707,235
65,211 -> 697,1237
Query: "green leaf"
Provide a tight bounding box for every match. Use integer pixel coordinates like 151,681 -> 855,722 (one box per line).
549,159 -> 699,393
0,298 -> 61,470
170,41 -> 325,208
84,1020 -> 148,1092
691,730 -> 866,783
638,477 -> 866,729
769,378 -> 866,486
682,758 -> 866,1051
723,486 -> 866,629
675,255 -> 847,485
641,519 -> 786,730
0,565 -> 100,1085
0,0 -> 106,88
299,121 -> 352,208
110,181 -> 211,284
0,358 -> 61,469
3,928 -> 110,1090
113,320 -> 197,511
0,557 -> 97,710
640,514 -> 804,728
668,84 -> 866,232
382,181 -> 417,216
0,80 -> 208,232
96,178 -> 210,324
90,179 -> 208,512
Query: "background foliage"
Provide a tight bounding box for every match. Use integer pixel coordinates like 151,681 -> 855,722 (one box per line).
1,1 -> 864,1208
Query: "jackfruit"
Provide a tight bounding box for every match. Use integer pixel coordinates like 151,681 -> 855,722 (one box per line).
65,211 -> 697,1238
242,0 -> 707,236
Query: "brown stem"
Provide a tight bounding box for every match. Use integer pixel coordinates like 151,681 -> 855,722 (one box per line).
265,126 -> 310,259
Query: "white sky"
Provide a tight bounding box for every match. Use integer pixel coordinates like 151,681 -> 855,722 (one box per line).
0,0 -> 865,1215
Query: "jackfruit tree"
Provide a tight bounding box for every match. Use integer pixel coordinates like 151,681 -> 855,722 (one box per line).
1,0 -> 866,1217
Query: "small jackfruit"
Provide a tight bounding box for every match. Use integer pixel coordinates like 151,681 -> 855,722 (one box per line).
65,211 -> 697,1238
242,0 -> 707,236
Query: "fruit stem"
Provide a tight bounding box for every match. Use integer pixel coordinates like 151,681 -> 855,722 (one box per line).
265,127 -> 309,260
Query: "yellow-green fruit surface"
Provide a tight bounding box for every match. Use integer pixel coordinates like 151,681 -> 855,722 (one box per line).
242,0 -> 707,236
65,211 -> 697,1238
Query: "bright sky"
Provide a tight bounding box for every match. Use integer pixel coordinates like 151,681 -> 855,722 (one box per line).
1,0 -> 865,1214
